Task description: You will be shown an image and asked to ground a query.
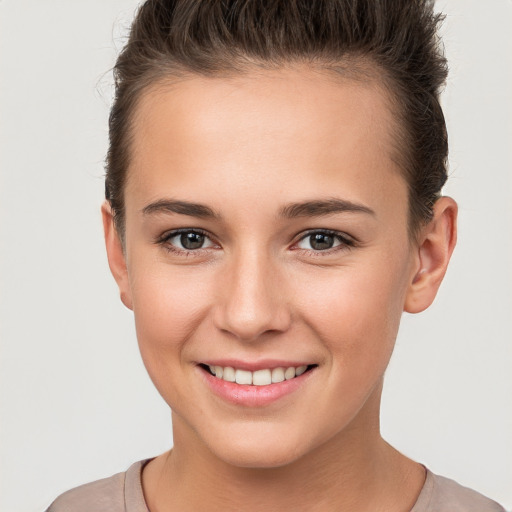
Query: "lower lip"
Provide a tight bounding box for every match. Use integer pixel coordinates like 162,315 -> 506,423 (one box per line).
199,367 -> 315,407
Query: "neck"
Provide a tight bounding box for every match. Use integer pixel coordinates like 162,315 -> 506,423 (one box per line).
143,386 -> 425,512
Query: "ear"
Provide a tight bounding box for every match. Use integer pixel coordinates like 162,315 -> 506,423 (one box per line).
404,196 -> 457,314
101,201 -> 133,310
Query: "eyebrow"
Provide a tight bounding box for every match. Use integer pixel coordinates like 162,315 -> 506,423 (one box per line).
279,198 -> 375,218
141,197 -> 375,220
142,199 -> 221,219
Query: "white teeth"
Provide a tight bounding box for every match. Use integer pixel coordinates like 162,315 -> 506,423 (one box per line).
284,367 -> 296,380
295,365 -> 307,376
235,369 -> 252,385
271,367 -> 285,383
253,369 -> 272,386
223,366 -> 236,382
206,364 -> 312,386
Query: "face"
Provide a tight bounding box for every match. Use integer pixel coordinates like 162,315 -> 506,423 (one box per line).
112,67 -> 421,468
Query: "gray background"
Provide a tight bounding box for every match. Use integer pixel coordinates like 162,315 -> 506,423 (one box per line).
1,1 -> 511,511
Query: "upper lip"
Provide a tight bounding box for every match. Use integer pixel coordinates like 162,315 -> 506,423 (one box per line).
199,359 -> 315,371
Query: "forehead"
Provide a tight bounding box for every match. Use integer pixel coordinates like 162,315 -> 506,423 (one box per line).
126,66 -> 406,218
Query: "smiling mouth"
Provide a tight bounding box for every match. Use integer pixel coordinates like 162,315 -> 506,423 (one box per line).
198,364 -> 317,386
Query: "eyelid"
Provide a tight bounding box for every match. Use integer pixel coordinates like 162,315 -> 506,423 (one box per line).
156,227 -> 218,253
156,227 -> 210,242
292,229 -> 357,252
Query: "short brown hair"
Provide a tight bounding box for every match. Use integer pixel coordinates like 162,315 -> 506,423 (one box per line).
106,0 -> 448,237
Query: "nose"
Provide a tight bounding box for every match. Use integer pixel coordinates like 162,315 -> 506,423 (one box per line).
213,248 -> 292,342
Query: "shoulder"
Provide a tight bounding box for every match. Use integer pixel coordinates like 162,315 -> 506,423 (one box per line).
45,471 -> 125,512
412,469 -> 506,512
45,460 -> 149,512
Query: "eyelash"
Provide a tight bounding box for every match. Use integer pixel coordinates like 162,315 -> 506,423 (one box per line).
156,228 -> 356,256
293,229 -> 356,255
156,228 -> 215,257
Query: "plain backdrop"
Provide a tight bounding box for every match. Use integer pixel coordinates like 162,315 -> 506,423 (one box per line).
1,1 -> 511,511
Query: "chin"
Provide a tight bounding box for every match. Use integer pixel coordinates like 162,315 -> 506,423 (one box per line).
213,443 -> 302,469
201,424 -> 319,469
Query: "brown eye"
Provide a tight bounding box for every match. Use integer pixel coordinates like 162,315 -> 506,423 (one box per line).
164,230 -> 215,251
296,230 -> 354,252
180,232 -> 205,249
308,233 -> 335,250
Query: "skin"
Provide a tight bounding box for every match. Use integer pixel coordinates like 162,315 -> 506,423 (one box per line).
103,66 -> 457,511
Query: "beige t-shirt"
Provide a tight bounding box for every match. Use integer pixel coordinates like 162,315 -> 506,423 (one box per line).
46,459 -> 506,512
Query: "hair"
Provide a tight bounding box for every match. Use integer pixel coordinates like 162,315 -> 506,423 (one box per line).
106,0 -> 448,239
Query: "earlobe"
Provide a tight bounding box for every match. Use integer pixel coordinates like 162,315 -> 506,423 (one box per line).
404,197 -> 458,314
101,202 -> 133,310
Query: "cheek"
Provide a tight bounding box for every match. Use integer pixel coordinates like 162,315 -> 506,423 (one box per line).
128,258 -> 213,382
294,256 -> 410,369
288,259 -> 412,436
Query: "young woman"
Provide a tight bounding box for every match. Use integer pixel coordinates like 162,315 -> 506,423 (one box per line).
46,1 -> 506,511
